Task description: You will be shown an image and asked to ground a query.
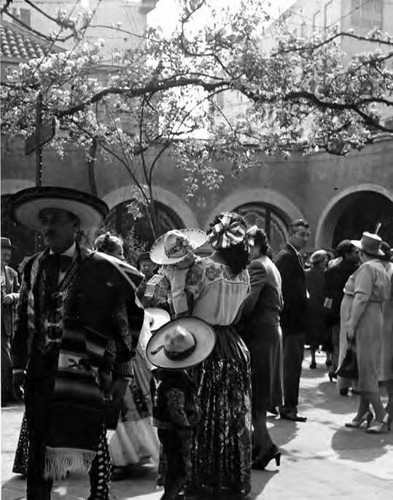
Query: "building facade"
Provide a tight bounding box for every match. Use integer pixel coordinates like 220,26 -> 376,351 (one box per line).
2,0 -> 393,265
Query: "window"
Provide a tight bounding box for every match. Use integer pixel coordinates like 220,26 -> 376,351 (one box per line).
351,0 -> 383,31
12,8 -> 31,27
313,10 -> 322,33
324,1 -> 334,30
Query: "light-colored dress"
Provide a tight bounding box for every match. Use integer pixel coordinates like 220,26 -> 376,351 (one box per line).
380,262 -> 393,382
109,315 -> 160,467
338,259 -> 391,392
185,257 -> 252,498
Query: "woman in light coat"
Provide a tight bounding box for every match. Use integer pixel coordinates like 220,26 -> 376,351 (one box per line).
342,232 -> 391,433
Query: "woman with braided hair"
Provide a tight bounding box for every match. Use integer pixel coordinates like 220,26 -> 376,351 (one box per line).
147,215 -> 252,498
184,213 -> 252,499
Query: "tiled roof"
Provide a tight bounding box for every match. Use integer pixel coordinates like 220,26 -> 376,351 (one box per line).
1,21 -> 57,60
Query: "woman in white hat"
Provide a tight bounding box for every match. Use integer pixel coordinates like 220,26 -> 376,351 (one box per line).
340,232 -> 391,432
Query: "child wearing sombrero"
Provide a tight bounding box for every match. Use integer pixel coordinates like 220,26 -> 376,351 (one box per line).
146,317 -> 216,500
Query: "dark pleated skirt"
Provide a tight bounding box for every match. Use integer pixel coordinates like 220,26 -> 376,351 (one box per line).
247,322 -> 283,415
190,325 -> 252,497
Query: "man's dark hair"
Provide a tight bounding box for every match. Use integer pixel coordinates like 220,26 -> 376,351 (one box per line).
289,219 -> 310,234
336,239 -> 355,258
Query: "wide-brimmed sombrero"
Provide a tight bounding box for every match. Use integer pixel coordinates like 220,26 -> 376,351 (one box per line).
150,229 -> 208,265
145,307 -> 171,332
10,187 -> 109,231
146,317 -> 216,369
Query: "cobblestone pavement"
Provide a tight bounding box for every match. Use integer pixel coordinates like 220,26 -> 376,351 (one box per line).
2,351 -> 393,499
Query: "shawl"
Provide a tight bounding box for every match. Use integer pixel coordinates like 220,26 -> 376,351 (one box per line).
24,247 -> 123,480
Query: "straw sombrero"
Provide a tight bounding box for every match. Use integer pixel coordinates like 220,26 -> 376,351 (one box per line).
150,229 -> 207,265
145,307 -> 171,332
351,232 -> 384,257
146,317 -> 216,369
10,187 -> 109,231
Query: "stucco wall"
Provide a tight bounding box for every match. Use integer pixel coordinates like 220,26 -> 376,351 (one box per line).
3,134 -> 393,250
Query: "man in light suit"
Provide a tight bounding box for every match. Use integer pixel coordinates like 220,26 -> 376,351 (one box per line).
1,237 -> 20,405
275,219 -> 310,422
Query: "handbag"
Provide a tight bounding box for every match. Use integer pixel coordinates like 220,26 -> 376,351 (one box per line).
335,339 -> 358,379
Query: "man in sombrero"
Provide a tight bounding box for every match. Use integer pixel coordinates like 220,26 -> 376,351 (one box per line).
10,186 -> 144,500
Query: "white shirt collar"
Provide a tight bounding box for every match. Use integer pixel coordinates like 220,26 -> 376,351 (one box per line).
49,242 -> 77,257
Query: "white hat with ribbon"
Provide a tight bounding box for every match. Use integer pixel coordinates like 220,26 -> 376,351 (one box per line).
150,229 -> 207,265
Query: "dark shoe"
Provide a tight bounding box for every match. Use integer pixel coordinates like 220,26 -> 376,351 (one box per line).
325,359 -> 333,367
328,371 -> 337,382
268,406 -> 279,416
339,388 -> 349,397
280,412 -> 307,422
351,388 -> 360,395
310,361 -> 317,369
252,444 -> 281,470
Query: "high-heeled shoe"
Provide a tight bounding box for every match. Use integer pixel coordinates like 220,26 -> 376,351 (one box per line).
345,410 -> 373,429
252,444 -> 281,470
328,371 -> 337,382
366,413 -> 391,434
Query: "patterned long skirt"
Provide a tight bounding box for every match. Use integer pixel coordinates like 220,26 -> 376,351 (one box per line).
13,412 -> 29,475
190,325 -> 252,498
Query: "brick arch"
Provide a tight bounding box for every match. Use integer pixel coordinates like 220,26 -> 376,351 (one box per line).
102,185 -> 199,228
315,184 -> 393,248
205,188 -> 304,230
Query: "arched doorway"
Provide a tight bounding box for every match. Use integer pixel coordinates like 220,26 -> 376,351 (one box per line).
333,192 -> 393,246
235,202 -> 289,253
316,186 -> 393,248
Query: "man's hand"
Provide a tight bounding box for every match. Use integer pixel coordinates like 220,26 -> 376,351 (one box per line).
2,294 -> 14,305
13,371 -> 25,400
346,325 -> 355,343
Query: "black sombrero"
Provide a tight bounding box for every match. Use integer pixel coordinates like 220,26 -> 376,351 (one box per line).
10,187 -> 109,231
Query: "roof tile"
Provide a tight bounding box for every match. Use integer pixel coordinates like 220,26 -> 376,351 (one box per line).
1,22 -> 56,60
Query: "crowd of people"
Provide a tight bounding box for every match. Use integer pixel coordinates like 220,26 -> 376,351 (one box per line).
1,185 -> 393,500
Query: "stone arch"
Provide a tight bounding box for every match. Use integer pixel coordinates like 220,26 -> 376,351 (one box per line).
206,188 -> 304,231
102,185 -> 199,228
315,184 -> 393,248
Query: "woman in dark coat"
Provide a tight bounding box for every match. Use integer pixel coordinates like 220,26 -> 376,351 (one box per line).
240,228 -> 283,470
305,250 -> 328,369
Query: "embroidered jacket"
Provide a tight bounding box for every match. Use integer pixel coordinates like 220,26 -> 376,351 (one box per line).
12,246 -> 144,374
153,369 -> 201,430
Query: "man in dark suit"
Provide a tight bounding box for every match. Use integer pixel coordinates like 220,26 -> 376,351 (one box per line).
10,187 -> 144,500
1,237 -> 20,405
275,219 -> 311,422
